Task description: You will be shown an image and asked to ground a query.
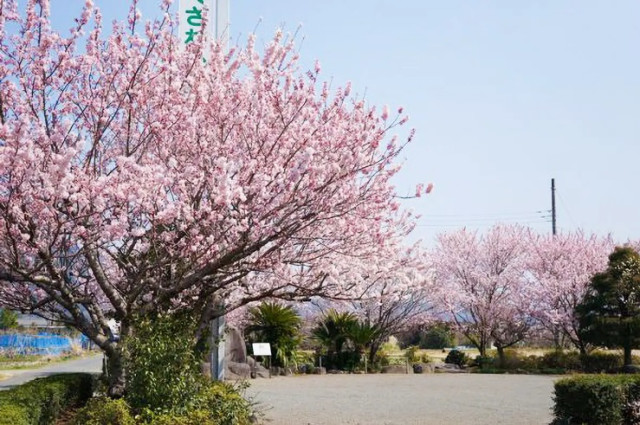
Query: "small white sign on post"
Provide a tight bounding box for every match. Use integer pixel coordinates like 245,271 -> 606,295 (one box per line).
252,343 -> 272,357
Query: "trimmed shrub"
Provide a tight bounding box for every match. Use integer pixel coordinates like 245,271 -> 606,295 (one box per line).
145,410 -> 216,425
0,373 -> 93,425
139,382 -> 252,425
444,349 -> 468,367
580,351 -> 624,373
0,405 -> 29,425
494,349 -> 527,370
553,375 -> 640,425
473,355 -> 493,369
540,350 -> 581,371
71,397 -> 135,425
194,381 -> 252,425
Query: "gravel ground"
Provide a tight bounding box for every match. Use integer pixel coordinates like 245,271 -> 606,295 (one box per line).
246,373 -> 558,425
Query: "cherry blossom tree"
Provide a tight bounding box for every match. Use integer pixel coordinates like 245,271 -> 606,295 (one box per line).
432,225 -> 534,363
340,247 -> 437,363
298,246 -> 436,364
0,0 -> 420,395
526,231 -> 613,353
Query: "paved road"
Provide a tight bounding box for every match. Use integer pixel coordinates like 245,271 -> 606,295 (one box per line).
246,373 -> 559,425
0,354 -> 103,390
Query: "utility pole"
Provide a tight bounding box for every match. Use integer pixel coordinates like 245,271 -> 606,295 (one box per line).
551,178 -> 557,236
179,0 -> 230,381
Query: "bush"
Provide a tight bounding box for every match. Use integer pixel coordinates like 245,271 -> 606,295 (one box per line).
473,355 -> 493,369
71,381 -> 252,425
493,350 -> 545,371
553,375 -> 640,425
444,349 -> 468,367
540,350 -> 581,371
419,323 -> 456,349
194,381 -> 252,425
0,308 -> 18,330
404,346 -> 420,363
144,410 -> 217,425
494,349 -> 525,370
71,397 -> 135,425
0,373 -> 93,425
580,351 -> 624,373
125,313 -> 205,413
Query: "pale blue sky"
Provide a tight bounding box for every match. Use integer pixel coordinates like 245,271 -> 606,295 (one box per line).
51,1 -> 640,245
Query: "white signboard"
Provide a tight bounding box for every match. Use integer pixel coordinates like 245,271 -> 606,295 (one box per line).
252,343 -> 272,356
179,0 -> 229,53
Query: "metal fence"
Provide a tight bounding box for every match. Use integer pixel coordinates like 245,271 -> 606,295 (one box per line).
0,333 -> 82,355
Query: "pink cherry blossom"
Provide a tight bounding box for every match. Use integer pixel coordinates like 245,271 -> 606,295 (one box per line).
0,0 -> 421,395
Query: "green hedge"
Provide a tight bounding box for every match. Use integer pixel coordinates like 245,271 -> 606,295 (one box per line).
0,373 -> 94,425
70,381 -> 252,425
71,397 -> 136,425
553,375 -> 640,425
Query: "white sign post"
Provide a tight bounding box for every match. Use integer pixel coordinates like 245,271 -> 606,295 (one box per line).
252,343 -> 272,378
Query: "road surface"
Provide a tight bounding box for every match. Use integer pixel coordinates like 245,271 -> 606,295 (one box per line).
0,354 -> 103,390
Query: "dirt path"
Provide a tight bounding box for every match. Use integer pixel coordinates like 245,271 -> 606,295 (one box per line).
246,373 -> 558,425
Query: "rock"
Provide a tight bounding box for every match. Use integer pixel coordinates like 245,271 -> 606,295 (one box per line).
243,356 -> 270,378
254,363 -> 270,378
225,326 -> 247,363
412,364 -> 424,374
226,361 -> 251,378
434,362 -> 459,370
247,356 -> 257,367
433,362 -> 467,373
421,363 -> 435,373
314,367 -> 326,375
381,365 -> 408,374
622,365 -> 640,374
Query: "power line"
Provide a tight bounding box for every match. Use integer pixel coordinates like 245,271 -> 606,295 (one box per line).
557,192 -> 578,229
416,220 -> 551,228
425,211 -> 548,219
416,209 -> 551,228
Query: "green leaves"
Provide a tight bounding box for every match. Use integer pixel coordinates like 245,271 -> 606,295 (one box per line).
124,314 -> 205,414
577,247 -> 640,365
312,309 -> 380,370
0,309 -> 18,330
245,302 -> 302,368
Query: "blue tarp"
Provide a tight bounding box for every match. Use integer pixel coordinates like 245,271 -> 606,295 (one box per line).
0,333 -> 79,355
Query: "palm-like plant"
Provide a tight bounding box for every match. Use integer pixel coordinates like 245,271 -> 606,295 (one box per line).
245,302 -> 302,368
346,321 -> 381,357
313,310 -> 381,370
312,309 -> 358,356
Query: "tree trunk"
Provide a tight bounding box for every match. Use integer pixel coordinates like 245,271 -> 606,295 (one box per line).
577,341 -> 588,356
368,341 -> 381,365
106,347 -> 126,398
624,344 -> 633,367
496,346 -> 505,369
105,321 -> 131,398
